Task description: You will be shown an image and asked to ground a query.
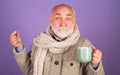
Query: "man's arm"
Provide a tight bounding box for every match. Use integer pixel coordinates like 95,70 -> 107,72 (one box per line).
85,61 -> 105,75
10,31 -> 34,74
13,47 -> 33,75
79,37 -> 105,75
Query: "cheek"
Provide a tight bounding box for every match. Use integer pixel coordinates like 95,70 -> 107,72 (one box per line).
69,25 -> 74,30
67,22 -> 75,29
51,21 -> 60,29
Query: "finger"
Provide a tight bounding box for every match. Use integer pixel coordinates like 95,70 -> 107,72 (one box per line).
11,41 -> 17,46
92,57 -> 100,65
11,38 -> 18,42
92,59 -> 98,63
10,39 -> 17,44
10,37 -> 19,43
10,36 -> 18,42
92,56 -> 99,61
93,51 -> 102,59
93,53 -> 99,59
10,36 -> 17,40
10,31 -> 21,41
16,32 -> 22,41
92,46 -> 97,50
93,50 -> 101,55
94,49 -> 101,53
10,31 -> 18,37
94,50 -> 102,57
16,31 -> 20,37
92,60 -> 99,65
92,53 -> 102,62
18,37 -> 22,42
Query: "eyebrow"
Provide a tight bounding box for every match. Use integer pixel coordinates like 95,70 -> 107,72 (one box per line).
55,13 -> 72,17
55,13 -> 61,16
66,14 -> 72,17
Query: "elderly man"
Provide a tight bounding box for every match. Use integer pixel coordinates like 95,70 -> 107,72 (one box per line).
10,4 -> 105,75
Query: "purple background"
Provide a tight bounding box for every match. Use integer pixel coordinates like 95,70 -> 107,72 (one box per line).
0,0 -> 120,75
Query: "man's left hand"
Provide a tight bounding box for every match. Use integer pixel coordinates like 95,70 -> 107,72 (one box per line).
92,46 -> 102,65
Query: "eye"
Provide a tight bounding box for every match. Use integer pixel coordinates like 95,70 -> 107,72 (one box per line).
55,17 -> 62,21
66,17 -> 72,21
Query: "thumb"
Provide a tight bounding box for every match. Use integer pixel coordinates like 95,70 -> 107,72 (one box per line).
92,46 -> 97,50
16,31 -> 20,37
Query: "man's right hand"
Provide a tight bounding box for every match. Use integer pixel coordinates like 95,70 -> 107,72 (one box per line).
10,31 -> 23,48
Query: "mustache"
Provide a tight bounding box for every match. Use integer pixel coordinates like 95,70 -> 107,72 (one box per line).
58,27 -> 68,30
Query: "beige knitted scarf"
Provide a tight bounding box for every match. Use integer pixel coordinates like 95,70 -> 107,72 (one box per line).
33,24 -> 80,75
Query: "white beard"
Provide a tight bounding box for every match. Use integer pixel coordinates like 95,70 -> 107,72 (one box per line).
52,27 -> 74,39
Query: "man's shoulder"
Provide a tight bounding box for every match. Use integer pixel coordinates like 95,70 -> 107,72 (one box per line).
34,32 -> 45,38
77,36 -> 92,47
78,36 -> 89,41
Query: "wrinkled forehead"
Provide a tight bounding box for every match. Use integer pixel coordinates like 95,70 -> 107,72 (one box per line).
51,4 -> 75,16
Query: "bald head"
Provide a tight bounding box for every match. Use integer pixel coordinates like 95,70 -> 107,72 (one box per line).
50,4 -> 75,17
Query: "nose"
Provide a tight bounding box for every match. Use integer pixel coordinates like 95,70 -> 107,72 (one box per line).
60,19 -> 67,27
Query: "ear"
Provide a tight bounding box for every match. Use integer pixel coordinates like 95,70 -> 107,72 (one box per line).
49,16 -> 52,23
49,16 -> 53,27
